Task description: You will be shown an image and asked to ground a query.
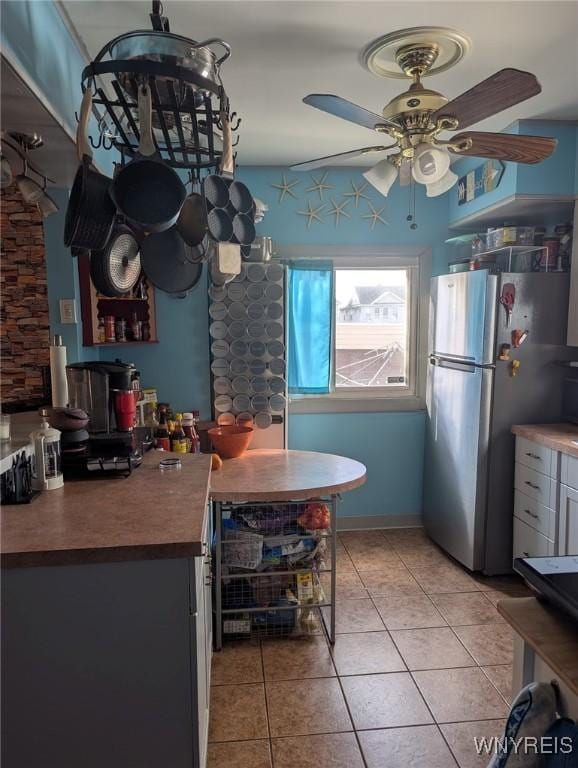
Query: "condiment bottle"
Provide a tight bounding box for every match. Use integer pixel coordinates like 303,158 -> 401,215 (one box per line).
104,315 -> 116,343
171,413 -> 188,453
115,317 -> 127,342
154,406 -> 171,451
130,311 -> 142,341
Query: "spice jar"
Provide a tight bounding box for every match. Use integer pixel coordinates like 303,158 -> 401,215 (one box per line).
115,317 -> 127,342
104,315 -> 116,343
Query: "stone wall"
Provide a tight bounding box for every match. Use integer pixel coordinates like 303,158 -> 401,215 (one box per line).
0,184 -> 50,405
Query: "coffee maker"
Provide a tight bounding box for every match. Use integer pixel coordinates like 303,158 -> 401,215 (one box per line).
65,360 -> 148,474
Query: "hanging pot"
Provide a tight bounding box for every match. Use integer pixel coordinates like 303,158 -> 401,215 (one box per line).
109,83 -> 186,234
141,230 -> 203,294
141,226 -> 205,271
90,224 -> 142,297
176,178 -> 208,247
64,88 -> 116,251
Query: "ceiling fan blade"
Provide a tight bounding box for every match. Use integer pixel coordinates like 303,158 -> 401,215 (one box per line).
399,158 -> 411,186
303,94 -> 399,132
434,69 -> 541,130
450,131 -> 557,164
291,145 -> 393,172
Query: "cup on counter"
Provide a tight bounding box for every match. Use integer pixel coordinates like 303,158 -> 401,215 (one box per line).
113,390 -> 137,431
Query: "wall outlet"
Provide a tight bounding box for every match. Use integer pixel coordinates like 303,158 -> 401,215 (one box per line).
59,299 -> 77,324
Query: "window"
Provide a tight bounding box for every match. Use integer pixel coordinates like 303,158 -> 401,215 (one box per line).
335,268 -> 412,392
285,246 -> 428,413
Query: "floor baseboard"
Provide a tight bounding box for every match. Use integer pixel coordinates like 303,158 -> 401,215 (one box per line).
337,514 -> 423,531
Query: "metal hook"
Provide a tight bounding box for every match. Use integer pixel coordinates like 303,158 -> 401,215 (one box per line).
229,112 -> 242,131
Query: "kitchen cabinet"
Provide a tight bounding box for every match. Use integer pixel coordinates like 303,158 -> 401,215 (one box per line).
77,252 -> 158,347
2,541 -> 212,768
513,434 -> 578,560
559,454 -> 578,556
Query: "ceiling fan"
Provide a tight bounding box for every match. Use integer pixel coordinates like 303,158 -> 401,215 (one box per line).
291,29 -> 557,198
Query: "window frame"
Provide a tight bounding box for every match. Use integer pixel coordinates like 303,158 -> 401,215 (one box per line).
279,245 -> 431,414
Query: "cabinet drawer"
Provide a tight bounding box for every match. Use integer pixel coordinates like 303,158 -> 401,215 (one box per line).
513,517 -> 554,560
561,453 -> 578,491
515,437 -> 556,477
515,463 -> 555,507
514,490 -> 556,540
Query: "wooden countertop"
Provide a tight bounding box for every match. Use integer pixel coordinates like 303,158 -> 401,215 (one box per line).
1,452 -> 212,568
498,596 -> 578,695
210,448 -> 366,502
512,423 -> 578,458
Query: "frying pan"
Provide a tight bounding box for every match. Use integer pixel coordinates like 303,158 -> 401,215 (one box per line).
109,84 -> 186,234
232,213 -> 256,246
141,231 -> 203,294
176,179 -> 208,247
64,88 -> 116,250
90,224 -> 142,297
141,226 -> 205,272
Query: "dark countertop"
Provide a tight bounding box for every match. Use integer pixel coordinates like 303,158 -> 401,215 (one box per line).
1,451 -> 212,568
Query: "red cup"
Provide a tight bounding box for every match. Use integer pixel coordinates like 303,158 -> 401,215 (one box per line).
114,389 -> 137,431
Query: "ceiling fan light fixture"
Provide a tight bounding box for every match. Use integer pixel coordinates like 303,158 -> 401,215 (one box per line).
411,142 -> 450,185
425,168 -> 458,197
363,158 -> 398,197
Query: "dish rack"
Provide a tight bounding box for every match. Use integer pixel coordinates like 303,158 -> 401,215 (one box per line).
212,498 -> 337,649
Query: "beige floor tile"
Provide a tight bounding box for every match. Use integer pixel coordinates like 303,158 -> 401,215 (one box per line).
440,720 -> 507,768
208,740 -> 272,768
359,567 -> 423,597
413,667 -> 509,723
327,598 -> 385,633
430,592 -> 504,626
373,594 -> 447,630
331,631 -> 406,676
339,530 -> 390,546
271,733 -> 364,768
482,665 -> 513,704
262,636 -> 336,681
382,527 -> 429,547
349,548 -> 404,571
484,588 -> 531,606
409,565 -> 481,594
321,570 -> 368,600
390,627 -> 475,671
453,624 -> 514,665
396,545 -> 452,568
359,725 -> 458,768
209,684 -> 268,742
266,678 -> 352,737
341,672 -> 433,730
211,643 -> 263,685
326,549 -> 356,573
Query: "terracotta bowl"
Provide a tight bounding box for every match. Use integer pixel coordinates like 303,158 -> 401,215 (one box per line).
208,425 -> 253,459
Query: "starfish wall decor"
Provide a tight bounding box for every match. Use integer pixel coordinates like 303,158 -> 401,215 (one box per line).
327,198 -> 351,227
362,202 -> 388,230
297,200 -> 326,228
271,174 -> 299,203
305,171 -> 334,200
343,180 -> 370,208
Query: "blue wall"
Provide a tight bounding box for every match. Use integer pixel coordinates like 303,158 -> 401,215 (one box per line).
1,0 -> 114,175
237,167 -> 447,520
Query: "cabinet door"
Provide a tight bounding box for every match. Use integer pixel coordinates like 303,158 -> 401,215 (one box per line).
513,517 -> 554,560
191,556 -> 208,768
559,484 -> 578,556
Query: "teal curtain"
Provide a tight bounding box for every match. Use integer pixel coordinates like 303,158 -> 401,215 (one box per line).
287,261 -> 333,394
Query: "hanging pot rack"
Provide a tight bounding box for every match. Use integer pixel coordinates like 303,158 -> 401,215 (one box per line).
79,27 -> 240,173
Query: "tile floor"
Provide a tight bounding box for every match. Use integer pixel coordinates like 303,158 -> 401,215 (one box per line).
208,527 -> 531,768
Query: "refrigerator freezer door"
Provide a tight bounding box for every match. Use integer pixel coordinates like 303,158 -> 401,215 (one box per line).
430,271 -> 497,365
423,357 -> 493,570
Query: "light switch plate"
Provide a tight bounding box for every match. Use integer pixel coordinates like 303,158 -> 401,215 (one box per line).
59,299 -> 77,324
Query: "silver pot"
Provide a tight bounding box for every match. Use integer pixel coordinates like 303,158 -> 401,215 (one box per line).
244,236 -> 275,262
108,31 -> 231,101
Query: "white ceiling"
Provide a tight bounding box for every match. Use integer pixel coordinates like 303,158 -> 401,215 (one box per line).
61,0 -> 578,166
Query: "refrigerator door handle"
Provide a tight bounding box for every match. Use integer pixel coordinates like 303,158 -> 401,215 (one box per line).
429,356 -> 476,374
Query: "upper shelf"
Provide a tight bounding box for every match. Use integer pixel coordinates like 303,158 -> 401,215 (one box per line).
449,194 -> 576,231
